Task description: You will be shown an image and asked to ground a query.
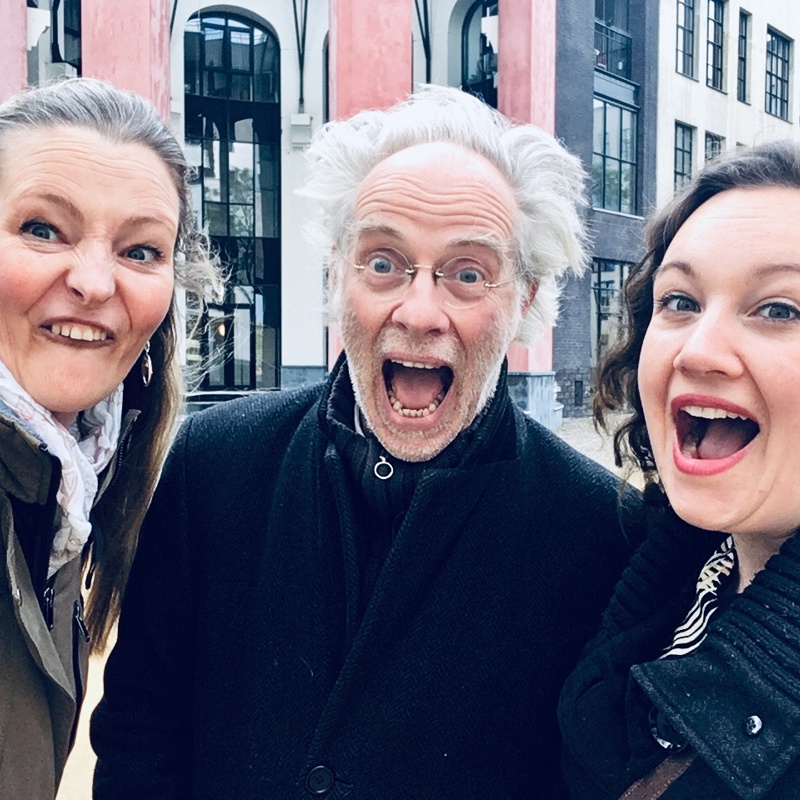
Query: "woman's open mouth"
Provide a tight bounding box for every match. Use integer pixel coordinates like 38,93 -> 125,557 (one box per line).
383,359 -> 454,418
675,405 -> 759,460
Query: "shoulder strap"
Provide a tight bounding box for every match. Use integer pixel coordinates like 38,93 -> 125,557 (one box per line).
619,752 -> 696,800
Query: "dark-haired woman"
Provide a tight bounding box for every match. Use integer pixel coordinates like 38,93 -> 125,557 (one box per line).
560,140 -> 800,799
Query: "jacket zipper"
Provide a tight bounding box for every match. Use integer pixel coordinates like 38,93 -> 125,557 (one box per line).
42,576 -> 56,630
69,598 -> 90,749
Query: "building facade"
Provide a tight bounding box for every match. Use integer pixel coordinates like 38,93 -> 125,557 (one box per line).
658,0 -> 800,208
18,2 -> 796,423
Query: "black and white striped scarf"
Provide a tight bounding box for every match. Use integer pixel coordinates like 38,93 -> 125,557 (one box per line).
661,535 -> 737,659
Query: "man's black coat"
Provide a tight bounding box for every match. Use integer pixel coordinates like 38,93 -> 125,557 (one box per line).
92,377 -> 641,799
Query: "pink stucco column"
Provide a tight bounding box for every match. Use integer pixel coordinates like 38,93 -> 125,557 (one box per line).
327,0 -> 413,366
0,0 -> 28,101
80,0 -> 171,118
329,0 -> 412,121
498,0 -> 557,371
497,0 -> 556,132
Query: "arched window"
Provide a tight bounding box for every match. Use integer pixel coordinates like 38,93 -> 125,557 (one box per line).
461,1 -> 498,108
184,13 -> 281,390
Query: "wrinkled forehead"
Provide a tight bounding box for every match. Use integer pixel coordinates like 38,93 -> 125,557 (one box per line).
352,142 -> 517,251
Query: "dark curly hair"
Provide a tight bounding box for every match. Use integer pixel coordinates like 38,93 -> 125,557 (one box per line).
595,139 -> 800,480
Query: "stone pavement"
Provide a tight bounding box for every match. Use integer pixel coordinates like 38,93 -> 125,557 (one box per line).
55,413 -> 635,799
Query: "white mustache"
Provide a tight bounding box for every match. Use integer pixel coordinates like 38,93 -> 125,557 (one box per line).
377,330 -> 460,366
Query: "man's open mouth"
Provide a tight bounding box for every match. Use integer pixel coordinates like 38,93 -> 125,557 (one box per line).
383,359 -> 454,418
675,405 -> 759,460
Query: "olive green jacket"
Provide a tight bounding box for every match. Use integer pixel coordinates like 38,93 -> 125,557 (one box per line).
0,414 -> 90,799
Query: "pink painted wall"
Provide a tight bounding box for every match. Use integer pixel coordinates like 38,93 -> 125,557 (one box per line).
0,0 -> 28,101
498,0 -> 557,372
329,0 -> 412,121
81,0 -> 171,118
327,0 -> 413,366
498,0 -> 557,133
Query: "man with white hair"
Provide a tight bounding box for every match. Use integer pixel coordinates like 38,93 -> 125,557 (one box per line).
92,86 -> 643,799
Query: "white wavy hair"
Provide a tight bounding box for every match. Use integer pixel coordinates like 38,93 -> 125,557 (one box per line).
302,84 -> 589,344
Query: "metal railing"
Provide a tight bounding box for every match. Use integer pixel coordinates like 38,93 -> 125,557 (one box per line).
594,22 -> 632,80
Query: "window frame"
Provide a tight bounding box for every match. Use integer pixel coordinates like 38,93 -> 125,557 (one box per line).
592,95 -> 638,216
704,131 -> 724,162
737,10 -> 750,103
676,0 -> 696,77
674,122 -> 694,189
765,27 -> 792,121
706,0 -> 725,91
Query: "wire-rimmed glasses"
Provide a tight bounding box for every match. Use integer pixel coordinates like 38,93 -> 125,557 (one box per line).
350,247 -> 514,309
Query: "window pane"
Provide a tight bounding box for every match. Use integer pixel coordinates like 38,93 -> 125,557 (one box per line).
230,28 -> 251,72
605,104 -> 621,159
229,142 -> 254,203
230,204 -> 253,237
605,159 -> 620,210
592,154 -> 604,208
185,30 -> 202,95
203,140 -> 227,200
204,26 -> 224,68
230,73 -> 251,102
621,109 -> 635,161
593,99 -> 605,153
205,201 -> 228,235
620,162 -> 634,214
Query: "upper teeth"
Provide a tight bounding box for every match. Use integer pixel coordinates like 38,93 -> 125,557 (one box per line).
50,323 -> 108,342
393,360 -> 437,369
683,405 -> 748,421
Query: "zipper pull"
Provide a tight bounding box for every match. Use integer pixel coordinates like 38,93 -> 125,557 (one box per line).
73,600 -> 90,643
42,582 -> 55,630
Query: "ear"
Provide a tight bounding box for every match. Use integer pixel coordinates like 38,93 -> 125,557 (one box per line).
520,281 -> 538,317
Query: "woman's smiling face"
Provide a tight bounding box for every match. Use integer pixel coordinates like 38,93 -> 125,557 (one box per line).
639,186 -> 800,547
0,125 -> 178,425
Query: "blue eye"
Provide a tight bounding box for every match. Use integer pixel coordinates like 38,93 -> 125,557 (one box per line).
659,293 -> 698,313
441,258 -> 489,285
126,245 -> 162,263
21,220 -> 59,241
756,302 -> 800,321
366,254 -> 398,275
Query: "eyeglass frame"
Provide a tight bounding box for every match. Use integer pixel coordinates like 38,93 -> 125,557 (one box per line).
348,247 -> 517,309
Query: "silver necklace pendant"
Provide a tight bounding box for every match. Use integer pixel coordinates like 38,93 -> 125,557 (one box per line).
374,455 -> 394,481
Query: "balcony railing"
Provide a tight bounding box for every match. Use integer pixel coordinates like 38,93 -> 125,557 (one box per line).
594,22 -> 631,80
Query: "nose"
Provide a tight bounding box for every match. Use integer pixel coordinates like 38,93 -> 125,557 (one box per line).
672,307 -> 744,378
390,268 -> 451,335
64,244 -> 116,305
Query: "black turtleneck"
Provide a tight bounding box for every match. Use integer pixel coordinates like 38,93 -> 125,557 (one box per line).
320,353 -> 517,620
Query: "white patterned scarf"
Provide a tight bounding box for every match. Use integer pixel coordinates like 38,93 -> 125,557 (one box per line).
0,359 -> 123,576
661,535 -> 737,659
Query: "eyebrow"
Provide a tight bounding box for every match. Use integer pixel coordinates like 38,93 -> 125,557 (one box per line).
657,259 -> 800,279
353,220 -> 509,261
24,191 -> 175,232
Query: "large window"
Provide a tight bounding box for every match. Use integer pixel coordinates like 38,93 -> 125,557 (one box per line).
592,97 -> 637,215
184,14 -> 282,390
461,1 -> 499,108
676,0 -> 695,77
705,131 -> 724,162
766,28 -> 791,120
592,259 -> 632,365
675,123 -> 694,189
706,0 -> 725,90
737,10 -> 750,103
